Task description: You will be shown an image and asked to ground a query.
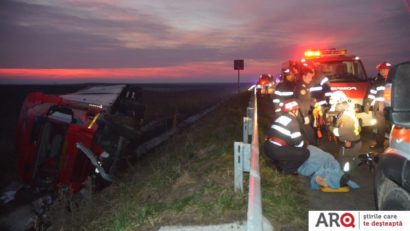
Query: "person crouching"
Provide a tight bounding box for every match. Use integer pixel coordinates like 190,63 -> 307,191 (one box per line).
263,99 -> 310,174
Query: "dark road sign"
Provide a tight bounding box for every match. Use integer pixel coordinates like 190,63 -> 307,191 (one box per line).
234,60 -> 244,70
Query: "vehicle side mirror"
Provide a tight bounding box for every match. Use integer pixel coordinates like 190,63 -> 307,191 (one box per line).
390,61 -> 410,128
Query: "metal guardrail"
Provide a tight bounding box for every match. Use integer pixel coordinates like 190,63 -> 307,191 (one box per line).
234,89 -> 272,231
246,89 -> 264,231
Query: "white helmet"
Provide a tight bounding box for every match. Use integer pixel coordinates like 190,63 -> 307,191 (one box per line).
329,91 -> 350,112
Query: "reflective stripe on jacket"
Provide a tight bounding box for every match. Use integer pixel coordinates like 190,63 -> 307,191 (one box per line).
267,113 -> 304,147
368,75 -> 386,112
273,81 -> 296,113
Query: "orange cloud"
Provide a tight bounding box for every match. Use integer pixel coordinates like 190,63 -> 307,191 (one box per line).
0,60 -> 278,83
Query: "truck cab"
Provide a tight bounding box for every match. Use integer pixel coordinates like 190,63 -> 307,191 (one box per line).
375,61 -> 410,210
302,48 -> 374,127
16,85 -> 144,193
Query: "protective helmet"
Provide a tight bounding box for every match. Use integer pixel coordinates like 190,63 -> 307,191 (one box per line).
300,61 -> 316,75
330,91 -> 350,105
282,99 -> 300,112
288,59 -> 297,68
288,59 -> 301,74
376,62 -> 391,70
281,67 -> 290,78
329,91 -> 351,112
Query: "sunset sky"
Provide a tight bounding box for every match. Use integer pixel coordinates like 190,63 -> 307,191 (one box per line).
0,0 -> 409,84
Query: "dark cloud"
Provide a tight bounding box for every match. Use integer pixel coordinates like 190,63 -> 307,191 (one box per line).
0,0 -> 409,78
0,0 -> 222,68
0,20 -> 221,68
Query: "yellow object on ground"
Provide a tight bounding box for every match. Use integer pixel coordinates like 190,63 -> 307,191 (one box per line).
320,186 -> 350,193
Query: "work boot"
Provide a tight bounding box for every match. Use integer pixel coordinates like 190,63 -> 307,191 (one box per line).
339,173 -> 350,187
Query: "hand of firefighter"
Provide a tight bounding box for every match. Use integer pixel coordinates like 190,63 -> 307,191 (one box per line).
344,140 -> 352,148
304,116 -> 310,125
330,126 -> 340,137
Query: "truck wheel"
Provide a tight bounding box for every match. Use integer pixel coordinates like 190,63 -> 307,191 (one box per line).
378,177 -> 410,210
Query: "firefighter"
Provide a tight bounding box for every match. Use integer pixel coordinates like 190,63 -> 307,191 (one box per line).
272,66 -> 297,113
264,99 -> 358,189
308,61 -> 332,107
307,62 -> 332,140
263,99 -> 310,174
289,59 -> 302,80
367,62 -> 391,149
294,64 -> 317,145
329,91 -> 362,172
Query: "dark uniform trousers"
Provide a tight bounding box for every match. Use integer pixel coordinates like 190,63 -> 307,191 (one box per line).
294,83 -> 318,146
368,76 -> 388,147
263,113 -> 310,174
263,142 -> 309,174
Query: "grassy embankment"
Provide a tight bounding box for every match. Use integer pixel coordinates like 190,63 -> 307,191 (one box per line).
49,92 -> 306,231
257,96 -> 308,230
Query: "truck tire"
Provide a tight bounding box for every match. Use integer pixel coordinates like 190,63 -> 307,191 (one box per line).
378,176 -> 410,210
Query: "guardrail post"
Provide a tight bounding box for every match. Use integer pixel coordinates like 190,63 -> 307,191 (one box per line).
243,117 -> 251,143
247,107 -> 253,119
234,142 -> 251,192
247,107 -> 254,136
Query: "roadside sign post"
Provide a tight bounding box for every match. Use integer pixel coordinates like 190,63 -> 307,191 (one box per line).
234,59 -> 244,94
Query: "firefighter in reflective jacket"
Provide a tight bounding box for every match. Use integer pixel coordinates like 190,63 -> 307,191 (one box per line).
329,91 -> 362,172
294,64 -> 317,145
273,67 -> 297,113
310,73 -> 332,107
367,62 -> 391,149
305,62 -> 332,139
263,99 -> 310,174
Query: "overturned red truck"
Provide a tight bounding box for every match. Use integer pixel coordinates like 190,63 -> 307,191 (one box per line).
16,85 -> 144,193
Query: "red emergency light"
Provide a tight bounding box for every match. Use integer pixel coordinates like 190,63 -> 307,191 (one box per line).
304,48 -> 348,58
304,50 -> 321,58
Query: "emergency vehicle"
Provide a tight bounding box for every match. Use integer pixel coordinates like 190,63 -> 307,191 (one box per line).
301,48 -> 375,127
16,85 -> 144,193
375,61 -> 410,210
256,74 -> 275,95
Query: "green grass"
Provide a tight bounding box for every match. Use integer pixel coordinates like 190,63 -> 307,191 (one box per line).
48,93 -> 307,231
